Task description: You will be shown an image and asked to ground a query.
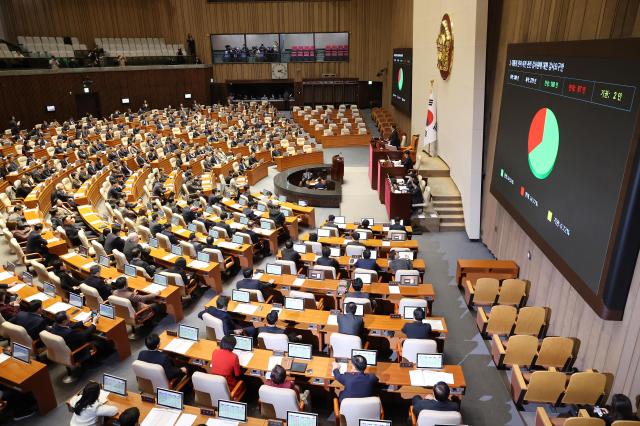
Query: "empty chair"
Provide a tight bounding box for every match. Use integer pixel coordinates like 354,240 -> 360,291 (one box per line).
395,269 -> 421,283
108,295 -> 155,337
534,407 -> 604,426
535,336 -> 579,370
192,371 -> 245,409
112,249 -> 128,271
513,306 -> 548,337
491,334 -> 539,369
289,290 -> 321,309
335,396 -> 382,426
132,359 -> 188,394
2,322 -> 37,353
204,248 -> 235,274
399,339 -> 438,363
464,277 -> 500,308
561,371 -> 607,406
258,332 -> 289,352
275,259 -> 298,275
40,330 -> 97,383
511,365 -> 566,408
497,279 -> 527,307
312,264 -> 337,279
305,241 -> 323,255
345,245 -> 365,257
179,240 -> 197,257
476,305 -> 517,337
79,283 -> 103,310
329,332 -> 362,358
259,385 -> 304,420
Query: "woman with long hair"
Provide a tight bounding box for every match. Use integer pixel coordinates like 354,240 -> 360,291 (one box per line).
603,394 -> 638,425
69,382 -> 118,426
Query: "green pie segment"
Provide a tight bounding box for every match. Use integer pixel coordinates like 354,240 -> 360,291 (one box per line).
528,108 -> 559,179
397,68 -> 404,91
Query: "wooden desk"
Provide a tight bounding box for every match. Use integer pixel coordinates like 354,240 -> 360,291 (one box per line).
159,332 -> 465,396
275,151 -> 324,171
0,267 -> 131,361
23,209 -> 67,255
251,192 -> 316,228
378,161 -> 406,204
148,247 -> 222,293
0,357 -> 56,414
297,252 -> 426,274
300,233 -> 419,253
246,161 -> 270,186
369,144 -> 402,190
385,178 -> 412,222
320,221 -> 414,236
59,252 -> 184,322
455,259 -> 519,288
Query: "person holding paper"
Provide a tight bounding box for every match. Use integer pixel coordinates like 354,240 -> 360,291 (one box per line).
411,382 -> 460,417
69,382 -> 118,426
138,333 -> 187,381
332,355 -> 379,403
210,335 -> 241,387
402,307 -> 433,339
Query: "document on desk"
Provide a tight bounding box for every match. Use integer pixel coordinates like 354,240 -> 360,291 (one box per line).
163,254 -> 178,261
60,252 -> 75,260
82,261 -> 98,270
327,314 -> 338,326
0,353 -> 10,364
175,413 -> 198,426
292,278 -> 305,287
267,355 -> 283,371
388,285 -> 401,294
218,242 -> 241,250
382,241 -> 391,247
233,303 -> 258,315
338,362 -> 349,374
25,292 -> 50,302
229,222 -> 245,230
423,319 -> 443,330
46,237 -> 60,243
206,419 -> 238,426
409,369 -> 454,386
163,338 -> 195,355
142,284 -> 166,294
45,302 -> 73,314
141,408 -> 181,426
0,271 -> 14,281
187,260 -> 209,269
233,350 -> 254,367
7,283 -> 25,293
252,273 -> 263,280
232,203 -> 242,210
74,311 -> 92,322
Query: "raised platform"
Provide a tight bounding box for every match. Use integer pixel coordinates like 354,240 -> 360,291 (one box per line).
273,164 -> 341,207
417,154 -> 465,232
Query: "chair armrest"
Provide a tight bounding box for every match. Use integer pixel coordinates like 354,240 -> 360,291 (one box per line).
492,334 -> 506,355
491,334 -> 506,368
333,398 -> 340,426
265,295 -> 273,304
134,305 -> 154,321
25,252 -> 43,259
535,407 -> 553,426
476,307 -> 489,334
577,409 -> 591,418
298,399 -> 305,410
363,341 -> 370,350
512,364 -> 528,394
397,340 -> 403,360
230,379 -> 246,401
409,406 -> 417,426
463,279 -> 475,307
316,299 -> 324,310
170,373 -> 190,391
70,342 -> 95,363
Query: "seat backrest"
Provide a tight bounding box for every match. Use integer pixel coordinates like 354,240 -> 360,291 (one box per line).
329,333 -> 362,358
312,264 -> 336,279
524,370 -> 566,404
565,419 -> 606,426
92,240 -> 108,259
536,336 -> 576,369
2,322 -> 33,347
342,297 -> 372,314
192,372 -> 230,408
258,385 -> 299,420
275,259 -> 297,275
202,312 -> 225,341
132,360 -> 169,393
473,278 -> 500,304
486,305 -> 518,336
610,421 -> 640,426
562,372 -> 607,405
394,269 -> 420,282
244,289 -> 265,303
398,298 -> 427,315
179,240 -> 197,257
339,397 -> 381,426
162,271 -> 184,287
79,283 -> 103,310
416,409 -> 462,426
345,245 -> 365,257
497,279 -> 527,306
108,295 -> 136,319
514,306 -> 547,336
112,249 -> 128,271
39,330 -> 72,366
401,339 -> 437,363
304,241 -> 323,255
156,233 -> 171,250
503,334 -> 539,367
353,268 -> 378,282
31,260 -> 50,285
258,332 -> 289,352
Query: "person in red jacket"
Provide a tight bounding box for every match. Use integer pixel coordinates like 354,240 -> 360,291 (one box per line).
210,335 -> 241,387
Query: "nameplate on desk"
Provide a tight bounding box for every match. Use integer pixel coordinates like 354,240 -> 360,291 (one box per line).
273,350 -> 285,357
200,408 -> 215,416
250,369 -> 262,376
167,330 -> 177,337
268,420 -> 284,426
390,314 -> 401,319
400,361 -> 414,368
141,394 -> 155,403
281,286 -> 290,291
427,296 -> 434,301
308,324 -> 317,330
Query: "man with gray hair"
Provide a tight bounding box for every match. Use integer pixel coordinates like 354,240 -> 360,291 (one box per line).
123,232 -> 142,261
83,264 -> 112,300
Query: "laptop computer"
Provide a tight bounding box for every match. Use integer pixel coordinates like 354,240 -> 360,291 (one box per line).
287,342 -> 312,373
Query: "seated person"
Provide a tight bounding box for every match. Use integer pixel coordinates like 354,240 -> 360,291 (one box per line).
51,259 -> 81,293
337,302 -> 365,338
84,265 -> 113,301
129,247 -> 156,277
265,364 -> 310,406
9,300 -> 46,341
236,268 -> 274,299
347,277 -> 372,300
313,176 -> 327,190
166,257 -> 192,287
316,246 -> 340,271
198,295 -> 255,337
104,223 -> 125,254
210,335 -> 241,387
389,216 -> 408,232
401,307 -> 432,339
412,381 -> 460,417
601,394 -> 639,425
50,311 -> 101,358
402,150 -> 414,171
118,407 -> 140,426
112,276 -> 165,316
388,250 -> 412,274
69,382 -> 118,426
332,354 -> 379,402
324,214 -> 339,229
138,333 -> 187,381
280,239 -> 301,265
354,249 -> 380,273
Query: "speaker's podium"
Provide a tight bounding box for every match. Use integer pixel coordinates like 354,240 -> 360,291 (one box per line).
384,176 -> 412,221
369,140 -> 402,190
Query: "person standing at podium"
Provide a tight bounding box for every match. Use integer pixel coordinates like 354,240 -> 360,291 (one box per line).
388,125 -> 400,148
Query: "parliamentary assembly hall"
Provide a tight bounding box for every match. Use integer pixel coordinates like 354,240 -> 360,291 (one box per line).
0,1 -> 638,425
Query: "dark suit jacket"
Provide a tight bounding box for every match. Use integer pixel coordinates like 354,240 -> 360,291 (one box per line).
281,248 -> 300,263
257,325 -> 285,335
123,241 -> 142,261
337,313 -> 364,337
317,256 -> 340,271
26,232 -> 48,254
104,233 -> 125,254
401,321 -> 432,339
354,258 -> 379,272
84,275 -> 112,300
333,370 -> 379,402
138,349 -> 182,380
10,311 -> 47,340
236,278 -> 270,295
411,397 -> 460,417
50,323 -> 96,350
389,130 -> 400,148
197,307 -> 237,336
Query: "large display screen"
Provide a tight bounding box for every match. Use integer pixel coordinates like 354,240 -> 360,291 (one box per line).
391,48 -> 412,114
490,39 -> 640,319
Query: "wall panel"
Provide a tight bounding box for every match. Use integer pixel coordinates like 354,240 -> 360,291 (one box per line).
482,0 -> 640,396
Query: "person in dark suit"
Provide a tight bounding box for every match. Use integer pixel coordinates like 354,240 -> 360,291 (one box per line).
332,355 -> 379,402
268,204 -> 285,228
130,247 -> 156,277
280,239 -> 301,265
337,302 -> 365,338
354,249 -> 380,272
166,257 -> 192,287
256,311 -> 286,336
50,311 -> 100,355
388,250 -> 412,274
316,246 -> 340,271
9,300 -> 46,340
388,125 -> 400,148
51,259 -> 81,293
389,217 -> 407,232
26,224 -> 51,261
236,268 -> 273,298
346,278 -> 371,300
601,394 -> 639,425
84,265 -> 112,301
214,212 -> 233,237
138,333 -> 186,380
412,382 -> 460,417
62,215 -> 82,247
197,295 -> 254,337
182,206 -> 197,224
401,150 -> 414,172
104,224 -> 125,254
324,215 -> 339,229
401,307 -> 432,339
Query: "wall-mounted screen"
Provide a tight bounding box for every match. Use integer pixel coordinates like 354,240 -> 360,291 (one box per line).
391,48 -> 412,114
490,39 -> 640,320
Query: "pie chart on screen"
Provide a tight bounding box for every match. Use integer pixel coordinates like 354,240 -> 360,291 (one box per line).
528,107 -> 559,179
397,68 -> 404,91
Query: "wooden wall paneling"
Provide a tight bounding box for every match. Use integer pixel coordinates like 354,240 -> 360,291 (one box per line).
482,0 -> 640,397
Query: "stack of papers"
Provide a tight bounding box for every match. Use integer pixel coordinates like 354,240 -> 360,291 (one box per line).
388,286 -> 401,294
423,319 -> 444,330
0,353 -> 10,364
45,302 -> 72,314
142,284 -> 166,294
382,241 -> 391,247
82,261 -> 98,269
25,293 -> 50,302
162,254 -> 177,261
60,253 -> 75,260
187,260 -> 209,269
0,271 -> 15,280
252,273 -> 263,280
233,303 -> 258,315
218,242 -> 241,250
409,369 -> 454,386
327,315 -> 338,326
175,413 -> 198,426
163,338 -> 195,355
206,419 -> 238,426
141,408 -> 181,426
233,350 -> 254,367
267,355 -> 283,371
73,311 -> 92,322
7,283 -> 25,294
292,278 -> 305,287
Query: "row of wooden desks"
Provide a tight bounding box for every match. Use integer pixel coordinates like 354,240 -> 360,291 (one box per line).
23,208 -> 68,255
455,259 -> 519,287
300,233 -> 419,253
158,332 -> 466,397
320,220 -> 414,235
250,192 -> 316,228
148,247 -> 223,293
274,150 -> 324,171
296,252 -> 426,274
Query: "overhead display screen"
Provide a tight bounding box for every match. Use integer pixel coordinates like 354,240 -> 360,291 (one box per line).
490,39 -> 640,319
391,48 -> 412,114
